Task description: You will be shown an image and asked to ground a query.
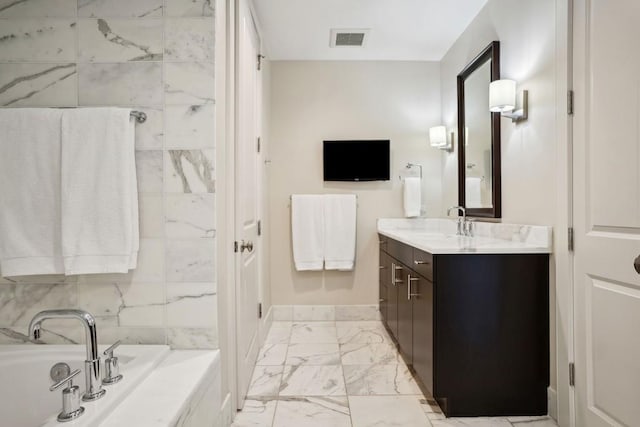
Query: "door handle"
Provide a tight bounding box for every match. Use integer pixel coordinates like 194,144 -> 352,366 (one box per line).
240,240 -> 254,253
635,255 -> 640,274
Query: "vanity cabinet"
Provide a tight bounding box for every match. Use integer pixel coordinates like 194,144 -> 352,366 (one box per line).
378,234 -> 549,417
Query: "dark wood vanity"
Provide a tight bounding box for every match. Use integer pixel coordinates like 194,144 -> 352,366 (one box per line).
379,233 -> 549,417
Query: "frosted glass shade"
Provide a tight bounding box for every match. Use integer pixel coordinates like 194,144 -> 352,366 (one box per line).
429,125 -> 447,148
489,79 -> 516,113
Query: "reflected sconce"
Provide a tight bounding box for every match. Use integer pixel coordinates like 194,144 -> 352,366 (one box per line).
429,125 -> 452,151
489,79 -> 528,123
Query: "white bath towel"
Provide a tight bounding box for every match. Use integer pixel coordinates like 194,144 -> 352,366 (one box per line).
403,177 -> 422,218
323,194 -> 357,271
60,108 -> 139,275
466,177 -> 482,208
0,109 -> 65,276
291,195 -> 324,271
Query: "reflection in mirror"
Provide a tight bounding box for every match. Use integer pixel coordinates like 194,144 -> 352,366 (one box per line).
457,41 -> 501,218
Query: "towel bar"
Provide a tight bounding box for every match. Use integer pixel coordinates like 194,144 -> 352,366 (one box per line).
399,162 -> 422,181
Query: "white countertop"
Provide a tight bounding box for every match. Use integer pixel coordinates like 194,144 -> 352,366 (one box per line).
378,218 -> 552,254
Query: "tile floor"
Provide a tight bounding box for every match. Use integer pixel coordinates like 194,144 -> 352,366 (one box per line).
231,320 -> 558,427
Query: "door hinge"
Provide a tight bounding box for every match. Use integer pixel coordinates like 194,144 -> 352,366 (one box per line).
568,227 -> 574,252
258,303 -> 263,319
257,54 -> 265,71
257,220 -> 262,236
567,90 -> 574,115
569,362 -> 575,386
234,241 -> 239,253
257,137 -> 261,153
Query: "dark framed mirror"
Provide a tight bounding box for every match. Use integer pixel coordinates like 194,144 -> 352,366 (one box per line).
457,41 -> 501,218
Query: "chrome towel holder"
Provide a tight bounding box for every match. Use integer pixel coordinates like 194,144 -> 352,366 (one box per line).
399,162 -> 422,180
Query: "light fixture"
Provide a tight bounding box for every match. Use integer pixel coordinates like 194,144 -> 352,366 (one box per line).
429,126 -> 451,151
489,79 -> 528,123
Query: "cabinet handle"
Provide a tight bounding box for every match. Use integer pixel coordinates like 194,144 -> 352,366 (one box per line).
379,298 -> 385,303
408,275 -> 420,300
391,263 -> 403,285
379,240 -> 387,245
414,260 -> 430,265
379,266 -> 387,270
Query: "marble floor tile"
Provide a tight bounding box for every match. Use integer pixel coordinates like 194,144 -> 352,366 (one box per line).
231,397 -> 277,427
290,322 -> 338,344
335,305 -> 380,321
349,395 -> 431,427
279,365 -> 346,396
272,306 -> 293,321
247,366 -> 283,397
264,327 -> 291,345
78,0 -> 163,18
292,305 -> 335,322
285,343 -> 341,366
431,418 -> 512,427
344,364 -> 422,395
420,396 -> 443,414
272,396 -> 351,427
509,417 -> 557,426
336,321 -> 392,345
340,342 -> 399,365
256,343 -> 288,366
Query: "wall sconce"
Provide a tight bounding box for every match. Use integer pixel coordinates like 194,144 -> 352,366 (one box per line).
429,126 -> 452,151
489,79 -> 528,123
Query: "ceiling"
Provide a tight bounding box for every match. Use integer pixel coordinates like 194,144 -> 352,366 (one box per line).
252,0 -> 488,61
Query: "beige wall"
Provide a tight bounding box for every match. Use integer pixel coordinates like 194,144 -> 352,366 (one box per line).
439,0 -> 567,412
268,61 -> 442,305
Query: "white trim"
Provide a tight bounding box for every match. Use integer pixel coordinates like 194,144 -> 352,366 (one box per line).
548,387 -> 558,420
218,392 -> 233,427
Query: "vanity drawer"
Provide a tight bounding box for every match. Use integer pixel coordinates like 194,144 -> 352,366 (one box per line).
412,249 -> 433,281
387,237 -> 414,267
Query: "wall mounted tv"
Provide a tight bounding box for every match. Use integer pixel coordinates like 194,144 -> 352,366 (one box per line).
323,140 -> 390,182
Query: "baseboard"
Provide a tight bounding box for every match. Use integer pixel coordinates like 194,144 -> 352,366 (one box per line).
272,304 -> 380,321
259,305 -> 274,343
548,387 -> 558,420
217,392 -> 232,427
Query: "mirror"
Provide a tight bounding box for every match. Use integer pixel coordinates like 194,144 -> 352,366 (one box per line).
457,41 -> 501,218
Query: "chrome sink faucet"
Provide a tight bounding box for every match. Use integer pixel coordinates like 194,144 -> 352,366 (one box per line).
447,206 -> 473,237
29,309 -> 106,401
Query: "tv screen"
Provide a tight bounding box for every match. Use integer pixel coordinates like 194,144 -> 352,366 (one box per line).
323,140 -> 390,181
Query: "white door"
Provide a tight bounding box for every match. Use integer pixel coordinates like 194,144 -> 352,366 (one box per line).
235,0 -> 261,407
573,1 -> 640,426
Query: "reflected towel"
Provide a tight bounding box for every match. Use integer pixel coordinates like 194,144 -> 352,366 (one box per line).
403,177 -> 421,217
324,194 -> 357,271
466,177 -> 482,208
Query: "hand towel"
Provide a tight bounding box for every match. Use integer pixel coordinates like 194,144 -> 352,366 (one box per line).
60,108 -> 139,275
0,109 -> 65,276
465,177 -> 482,208
323,194 -> 357,271
403,177 -> 421,218
291,195 -> 324,271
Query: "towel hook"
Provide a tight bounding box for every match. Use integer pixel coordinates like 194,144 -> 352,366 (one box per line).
399,162 -> 422,181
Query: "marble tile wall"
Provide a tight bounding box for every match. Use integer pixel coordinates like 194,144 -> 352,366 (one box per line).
0,0 -> 217,349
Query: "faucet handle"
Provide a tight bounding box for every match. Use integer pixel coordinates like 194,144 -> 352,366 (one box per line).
50,369 -> 85,422
103,340 -> 121,357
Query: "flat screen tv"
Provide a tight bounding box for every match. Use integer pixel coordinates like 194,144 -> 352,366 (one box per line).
323,140 -> 390,181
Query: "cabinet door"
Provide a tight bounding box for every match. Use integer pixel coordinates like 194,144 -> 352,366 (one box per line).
378,250 -> 391,322
387,261 -> 402,341
411,274 -> 434,395
397,268 -> 413,365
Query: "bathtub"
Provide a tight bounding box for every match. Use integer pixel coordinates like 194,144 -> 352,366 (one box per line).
0,345 -> 222,427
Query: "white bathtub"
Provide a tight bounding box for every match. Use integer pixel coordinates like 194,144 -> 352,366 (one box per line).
0,345 -> 170,427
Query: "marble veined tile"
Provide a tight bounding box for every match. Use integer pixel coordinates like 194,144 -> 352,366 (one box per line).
165,18 -> 215,62
272,396 -> 350,427
336,321 -> 391,345
165,194 -> 215,238
0,283 -> 76,327
165,63 -> 215,104
165,104 -> 215,148
285,343 -> 340,366
165,0 -> 214,17
335,305 -> 380,321
136,150 -> 164,193
290,322 -> 337,344
349,396 -> 431,427
166,149 -> 215,193
264,327 -> 291,345
139,194 -> 163,238
168,327 -> 217,349
78,0 -> 163,18
134,107 -> 163,150
344,364 -> 421,395
247,366 -> 283,397
99,326 -> 166,345
78,63 -> 162,106
0,325 -> 82,344
166,282 -> 217,327
165,239 -> 216,282
293,305 -> 335,322
510,417 -> 557,426
431,418 -> 512,427
256,343 -> 288,366
0,0 -> 76,18
340,342 -> 399,365
0,19 -> 76,61
279,365 -> 346,396
231,397 -> 277,427
79,19 -> 163,62
0,63 -> 76,107
272,306 -> 293,321
77,281 -> 164,327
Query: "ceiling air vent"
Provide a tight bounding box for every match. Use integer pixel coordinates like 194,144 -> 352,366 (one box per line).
330,29 -> 370,48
